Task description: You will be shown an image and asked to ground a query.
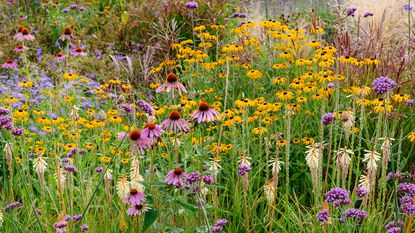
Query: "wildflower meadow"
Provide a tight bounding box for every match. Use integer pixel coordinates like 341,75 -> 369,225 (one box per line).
1,0 -> 415,232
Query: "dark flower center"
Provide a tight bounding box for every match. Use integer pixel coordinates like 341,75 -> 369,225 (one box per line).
130,188 -> 138,195
55,53 -> 64,57
135,204 -> 143,210
22,28 -> 29,35
6,59 -> 13,64
17,25 -> 25,32
75,47 -> 83,53
146,123 -> 156,130
174,167 -> 183,175
166,73 -> 178,83
129,130 -> 141,141
63,27 -> 72,35
198,102 -> 210,111
169,111 -> 181,120
17,45 -> 24,49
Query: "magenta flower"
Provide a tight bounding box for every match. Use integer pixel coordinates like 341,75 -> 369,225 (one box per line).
71,46 -> 87,57
161,110 -> 190,133
156,72 -> 187,98
13,44 -> 28,52
141,123 -> 164,139
165,167 -> 187,187
127,204 -> 150,216
118,130 -> 152,155
124,189 -> 146,205
15,28 -> 35,41
190,101 -> 221,123
54,53 -> 66,62
2,59 -> 18,70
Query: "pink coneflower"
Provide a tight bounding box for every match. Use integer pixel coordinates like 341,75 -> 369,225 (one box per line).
59,27 -> 75,41
165,167 -> 186,187
156,72 -> 187,98
14,44 -> 28,52
71,46 -> 87,57
127,203 -> 150,216
2,59 -> 18,70
161,110 -> 190,133
15,28 -> 35,41
141,123 -> 164,139
124,188 -> 146,205
191,101 -> 221,123
118,129 -> 152,155
54,53 -> 66,62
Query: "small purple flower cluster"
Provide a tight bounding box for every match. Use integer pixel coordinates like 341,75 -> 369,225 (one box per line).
212,219 -> 228,233
403,3 -> 413,11
385,221 -> 404,233
372,76 -> 396,94
398,182 -> 415,196
341,208 -> 367,220
231,12 -> 247,19
321,112 -> 335,126
185,1 -> 198,9
324,187 -> 350,207
0,107 -> 25,136
54,214 -> 87,232
346,6 -> 357,16
63,165 -> 78,174
356,187 -> 368,198
238,164 -> 251,176
388,171 -> 405,180
3,201 -> 23,212
316,209 -> 329,223
181,171 -> 214,192
364,12 -> 374,17
137,99 -> 154,116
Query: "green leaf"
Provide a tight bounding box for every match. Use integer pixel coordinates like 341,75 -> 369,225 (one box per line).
176,199 -> 197,213
143,209 -> 158,232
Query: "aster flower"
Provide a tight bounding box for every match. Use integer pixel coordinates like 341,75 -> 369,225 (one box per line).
2,59 -> 18,70
372,76 -> 396,94
124,188 -> 146,205
141,123 -> 164,139
165,167 -> 187,188
127,203 -> 150,216
191,101 -> 221,123
156,72 -> 187,98
161,110 -> 190,133
118,130 -> 152,155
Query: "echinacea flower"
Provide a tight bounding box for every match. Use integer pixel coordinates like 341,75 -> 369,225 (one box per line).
156,72 -> 187,98
54,53 -> 66,62
15,27 -> 35,41
141,123 -> 164,139
124,188 -> 146,205
13,44 -> 28,52
2,59 -> 18,70
161,110 -> 190,133
59,27 -> 75,41
71,46 -> 87,57
127,203 -> 150,216
190,101 -> 221,123
118,130 -> 152,155
165,167 -> 186,187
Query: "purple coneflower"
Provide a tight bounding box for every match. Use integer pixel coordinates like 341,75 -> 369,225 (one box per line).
59,27 -> 75,41
14,44 -> 28,52
165,167 -> 187,187
191,101 -> 221,123
118,129 -> 152,155
71,46 -> 87,57
15,27 -> 35,41
161,110 -> 190,133
124,188 -> 146,205
2,59 -> 18,70
372,76 -> 396,94
54,53 -> 66,62
127,203 -> 150,216
156,72 -> 187,98
141,123 -> 164,139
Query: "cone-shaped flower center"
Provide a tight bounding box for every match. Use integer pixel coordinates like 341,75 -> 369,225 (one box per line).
146,123 -> 156,130
169,110 -> 181,120
198,101 -> 210,112
6,59 -> 13,64
22,28 -> 29,35
174,167 -> 183,175
130,188 -> 138,195
17,25 -> 25,33
64,27 -> 72,35
166,73 -> 178,83
129,130 -> 141,141
135,204 -> 143,210
75,47 -> 83,53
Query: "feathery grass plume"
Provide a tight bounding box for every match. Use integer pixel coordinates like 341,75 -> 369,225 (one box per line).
117,175 -> 131,199
105,169 -> 113,205
4,143 -> 13,198
69,105 -> 80,122
0,209 -> 3,227
380,137 -> 394,203
305,142 -> 324,200
334,147 -> 353,187
130,156 -> 145,191
33,155 -> 47,187
341,110 -> 354,139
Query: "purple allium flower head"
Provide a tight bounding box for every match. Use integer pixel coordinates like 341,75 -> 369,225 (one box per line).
73,214 -> 82,222
80,224 -> 88,231
404,3 -> 413,11
186,171 -> 201,184
54,221 -> 68,229
407,99 -> 414,106
202,175 -> 214,185
347,6 -> 357,16
321,113 -> 335,126
342,208 -> 367,220
324,187 -> 350,207
372,76 -> 396,94
401,203 -> 415,215
356,187 -> 368,197
11,126 -> 24,136
364,12 -> 374,17
238,163 -> 251,176
185,1 -> 198,9
317,209 -> 330,222
398,182 -> 415,196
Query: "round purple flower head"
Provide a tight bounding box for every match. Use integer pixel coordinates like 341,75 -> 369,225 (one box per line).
342,208 -> 367,220
81,224 -> 88,231
398,182 -> 415,196
11,126 -> 24,136
238,163 -> 251,176
347,6 -> 357,16
356,187 -> 368,198
324,187 -> 350,207
372,76 -> 396,94
401,203 -> 415,215
317,209 -> 330,222
185,1 -> 198,9
404,3 -> 413,11
0,107 -> 9,115
406,99 -> 414,106
186,171 -> 201,184
321,113 -> 335,126
364,12 -> 374,17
